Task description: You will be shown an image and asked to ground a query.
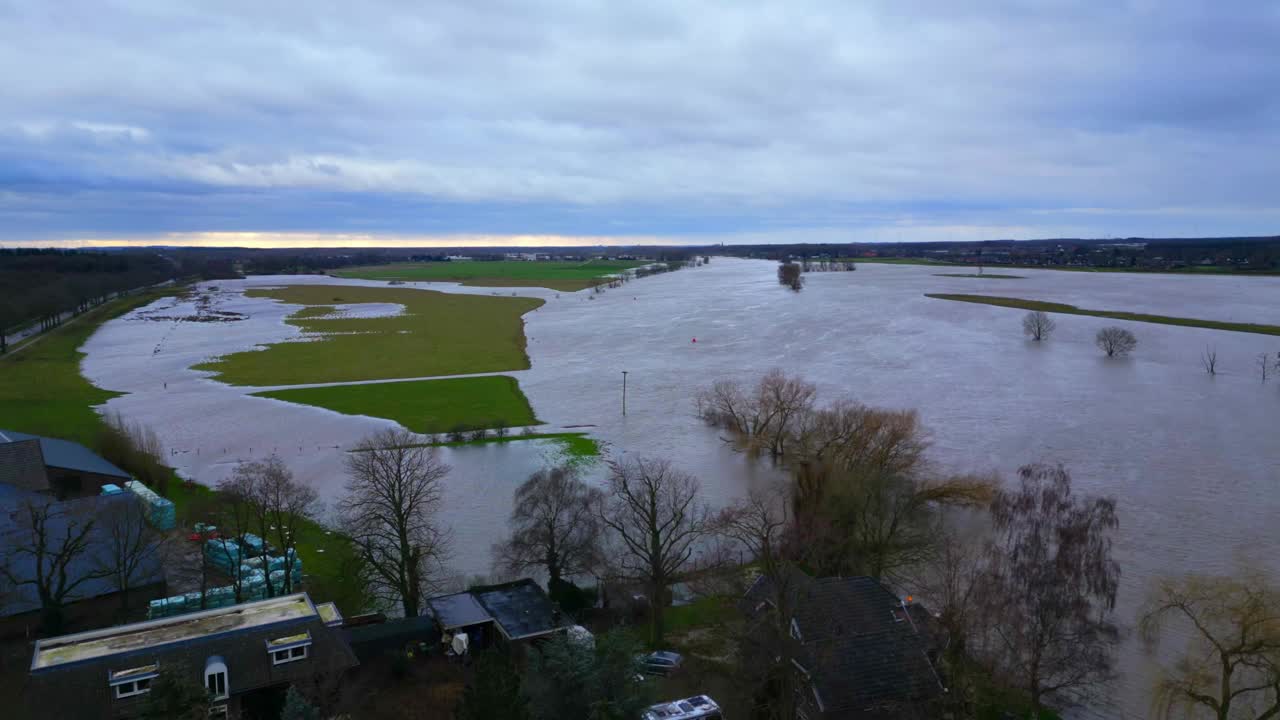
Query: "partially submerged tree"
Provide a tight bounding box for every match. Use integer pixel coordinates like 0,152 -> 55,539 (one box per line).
492,465 -> 604,589
789,401 -> 993,579
696,369 -> 816,458
1095,326 -> 1137,357
95,495 -> 165,619
339,428 -> 452,617
1022,311 -> 1056,341
1202,346 -> 1218,375
977,464 -> 1120,711
1258,352 -> 1271,383
1139,571 -> 1280,720
777,262 -> 803,291
0,498 -> 107,634
599,457 -> 716,646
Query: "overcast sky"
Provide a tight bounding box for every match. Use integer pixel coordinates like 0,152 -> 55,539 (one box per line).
2,0 -> 1278,247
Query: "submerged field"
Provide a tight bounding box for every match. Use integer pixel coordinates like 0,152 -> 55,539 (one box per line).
254,376 -> 539,434
193,285 -> 544,385
334,259 -> 645,291
925,293 -> 1280,336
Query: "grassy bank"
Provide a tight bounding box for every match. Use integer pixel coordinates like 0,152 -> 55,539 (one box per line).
193,284 -> 543,385
335,260 -> 646,292
926,293 -> 1280,336
933,273 -> 1025,279
0,290 -> 174,443
255,375 -> 539,434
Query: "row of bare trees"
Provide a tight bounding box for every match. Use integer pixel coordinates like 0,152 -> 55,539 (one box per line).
1022,310 -> 1140,357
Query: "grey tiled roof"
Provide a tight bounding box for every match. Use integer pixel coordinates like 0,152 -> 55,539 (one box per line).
0,430 -> 131,480
0,438 -> 48,492
743,570 -> 944,715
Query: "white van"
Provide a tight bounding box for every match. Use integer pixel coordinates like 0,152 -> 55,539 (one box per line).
642,694 -> 723,720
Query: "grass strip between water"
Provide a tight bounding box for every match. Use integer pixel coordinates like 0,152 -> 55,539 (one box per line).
926,293 -> 1280,336
335,259 -> 646,292
254,375 -> 540,434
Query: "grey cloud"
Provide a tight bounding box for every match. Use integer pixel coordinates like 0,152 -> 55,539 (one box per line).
0,0 -> 1277,240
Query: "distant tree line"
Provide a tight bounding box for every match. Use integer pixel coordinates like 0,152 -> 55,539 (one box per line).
0,249 -> 178,351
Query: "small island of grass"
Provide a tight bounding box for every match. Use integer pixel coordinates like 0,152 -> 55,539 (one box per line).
926,294 -> 1280,336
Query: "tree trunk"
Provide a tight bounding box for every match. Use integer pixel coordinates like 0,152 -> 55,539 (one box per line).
650,582 -> 665,647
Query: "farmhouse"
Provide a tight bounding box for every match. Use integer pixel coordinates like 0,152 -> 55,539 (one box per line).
0,428 -> 132,500
27,593 -> 357,719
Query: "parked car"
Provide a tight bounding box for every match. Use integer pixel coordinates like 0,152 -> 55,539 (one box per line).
642,694 -> 722,720
638,650 -> 684,676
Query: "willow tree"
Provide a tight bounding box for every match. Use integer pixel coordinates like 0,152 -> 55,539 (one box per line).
978,463 -> 1120,711
1140,571 -> 1280,720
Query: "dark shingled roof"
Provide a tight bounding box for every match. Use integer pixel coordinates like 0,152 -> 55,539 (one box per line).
0,438 -> 49,492
0,430 -> 131,480
743,570 -> 944,716
472,578 -> 562,640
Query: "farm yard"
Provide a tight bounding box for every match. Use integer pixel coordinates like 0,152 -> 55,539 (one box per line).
334,259 -> 646,292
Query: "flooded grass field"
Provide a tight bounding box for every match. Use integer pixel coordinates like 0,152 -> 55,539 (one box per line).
80,258 -> 1280,718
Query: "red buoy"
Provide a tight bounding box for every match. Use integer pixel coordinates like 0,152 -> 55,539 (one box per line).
692,338 -> 697,343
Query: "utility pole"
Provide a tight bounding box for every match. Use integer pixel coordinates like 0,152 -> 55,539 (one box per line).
621,370 -> 628,416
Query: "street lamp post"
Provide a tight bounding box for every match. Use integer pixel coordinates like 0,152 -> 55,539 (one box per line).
621,370 -> 628,416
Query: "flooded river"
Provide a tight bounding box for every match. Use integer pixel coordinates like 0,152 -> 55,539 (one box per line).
82,258 -> 1280,718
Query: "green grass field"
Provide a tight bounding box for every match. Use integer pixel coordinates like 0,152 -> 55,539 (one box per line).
933,273 -> 1025,279
334,259 -> 646,291
926,293 -> 1280,336
193,285 -> 544,385
254,375 -> 539,433
0,291 -> 175,444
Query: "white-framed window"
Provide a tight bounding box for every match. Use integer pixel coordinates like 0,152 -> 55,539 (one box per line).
208,705 -> 229,719
113,677 -> 153,699
266,631 -> 312,665
272,645 -> 309,665
204,656 -> 229,700
109,664 -> 159,700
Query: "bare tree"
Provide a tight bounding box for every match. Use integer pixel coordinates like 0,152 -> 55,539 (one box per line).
1022,311 -> 1056,341
1202,346 -> 1218,375
1095,326 -> 1137,357
96,495 -> 165,619
214,472 -> 259,602
230,456 -> 319,597
599,457 -> 716,646
339,428 -> 452,617
696,369 -> 816,458
1139,571 -> 1280,720
977,464 -> 1120,711
492,465 -> 604,589
1259,352 -> 1271,383
0,498 -> 107,634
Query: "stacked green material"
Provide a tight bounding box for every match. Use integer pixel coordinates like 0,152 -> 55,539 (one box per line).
125,480 -> 175,530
